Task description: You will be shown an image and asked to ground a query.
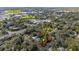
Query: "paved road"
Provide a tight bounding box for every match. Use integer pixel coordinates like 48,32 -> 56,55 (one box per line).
7,29 -> 26,35
0,29 -> 26,40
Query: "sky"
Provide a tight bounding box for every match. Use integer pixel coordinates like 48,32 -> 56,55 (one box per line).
0,0 -> 79,7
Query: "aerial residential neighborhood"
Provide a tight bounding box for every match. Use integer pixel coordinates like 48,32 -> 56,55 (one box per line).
0,7 -> 79,51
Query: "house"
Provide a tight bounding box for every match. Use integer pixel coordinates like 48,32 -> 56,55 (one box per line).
4,21 -> 13,28
32,36 -> 40,42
